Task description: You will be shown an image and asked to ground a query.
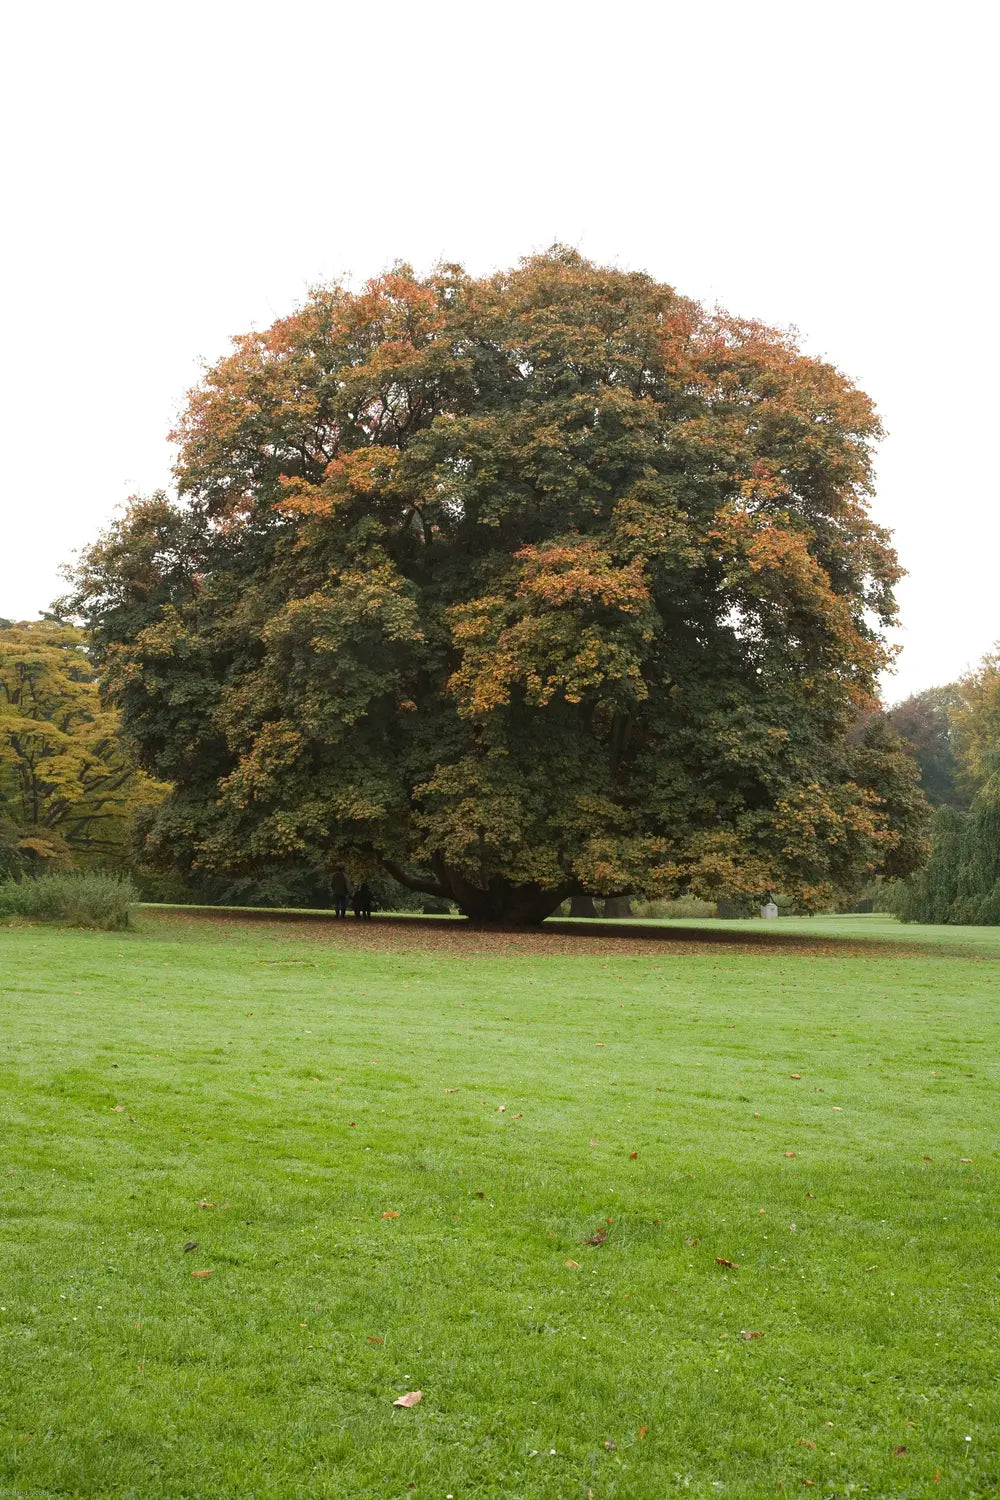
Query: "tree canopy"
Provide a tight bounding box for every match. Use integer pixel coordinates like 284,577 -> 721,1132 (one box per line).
0,619 -> 164,875
70,250 -> 928,921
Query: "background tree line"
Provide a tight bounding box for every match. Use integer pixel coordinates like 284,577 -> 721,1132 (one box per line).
883,648 -> 1000,923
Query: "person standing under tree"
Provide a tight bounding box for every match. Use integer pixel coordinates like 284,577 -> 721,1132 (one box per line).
330,869 -> 351,919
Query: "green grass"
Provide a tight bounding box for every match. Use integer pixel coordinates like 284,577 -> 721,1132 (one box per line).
1,912 -> 998,1498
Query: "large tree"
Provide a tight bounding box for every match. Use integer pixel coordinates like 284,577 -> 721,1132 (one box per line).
0,619 -> 164,874
70,251 -> 927,922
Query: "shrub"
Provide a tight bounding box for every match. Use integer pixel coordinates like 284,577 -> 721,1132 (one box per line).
630,896 -> 719,919
0,870 -> 138,930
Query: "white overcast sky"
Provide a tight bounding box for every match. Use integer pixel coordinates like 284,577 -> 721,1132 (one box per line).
1,0 -> 996,700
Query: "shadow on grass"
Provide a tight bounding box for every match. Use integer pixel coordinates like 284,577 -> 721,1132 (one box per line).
137,904 -> 992,961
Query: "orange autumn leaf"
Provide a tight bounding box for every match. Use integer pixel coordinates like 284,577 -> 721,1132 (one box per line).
191,1269 -> 213,1278
393,1391 -> 423,1408
565,1259 -> 581,1269
740,1330 -> 764,1340
381,1210 -> 400,1220
715,1257 -> 739,1269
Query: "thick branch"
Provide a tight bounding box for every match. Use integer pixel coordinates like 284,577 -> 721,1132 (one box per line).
378,857 -> 449,900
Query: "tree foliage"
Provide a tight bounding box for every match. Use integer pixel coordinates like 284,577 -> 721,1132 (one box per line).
71,250 -> 928,921
948,648 -> 1000,803
893,645 -> 1000,924
900,757 -> 1000,925
885,686 -> 964,808
0,619 -> 164,876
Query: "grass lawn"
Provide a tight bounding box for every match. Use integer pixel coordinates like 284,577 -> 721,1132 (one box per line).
1,910 -> 998,1498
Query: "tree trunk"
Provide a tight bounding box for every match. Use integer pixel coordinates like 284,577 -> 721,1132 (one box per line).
602,895 -> 633,919
569,893 -> 600,918
444,870 -> 572,925
378,858 -> 572,925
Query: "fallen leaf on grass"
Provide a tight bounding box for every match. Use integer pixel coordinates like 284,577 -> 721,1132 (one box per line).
381,1211 -> 400,1220
197,1199 -> 216,1209
443,1088 -> 460,1094
784,1151 -> 798,1158
584,1228 -> 608,1246
923,1155 -> 934,1162
111,1105 -> 124,1113
497,1105 -> 505,1113
183,1241 -> 198,1253
740,1330 -> 763,1340
716,1257 -> 739,1269
513,1112 -> 523,1119
960,1158 -> 973,1163
565,1259 -> 581,1269
629,1151 -> 638,1160
894,1445 -> 907,1456
637,1424 -> 648,1439
393,1391 -> 422,1408
603,1439 -> 615,1449
191,1270 -> 213,1279
367,1336 -> 384,1345
588,1138 -> 599,1147
790,1073 -> 801,1079
685,1236 -> 701,1247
